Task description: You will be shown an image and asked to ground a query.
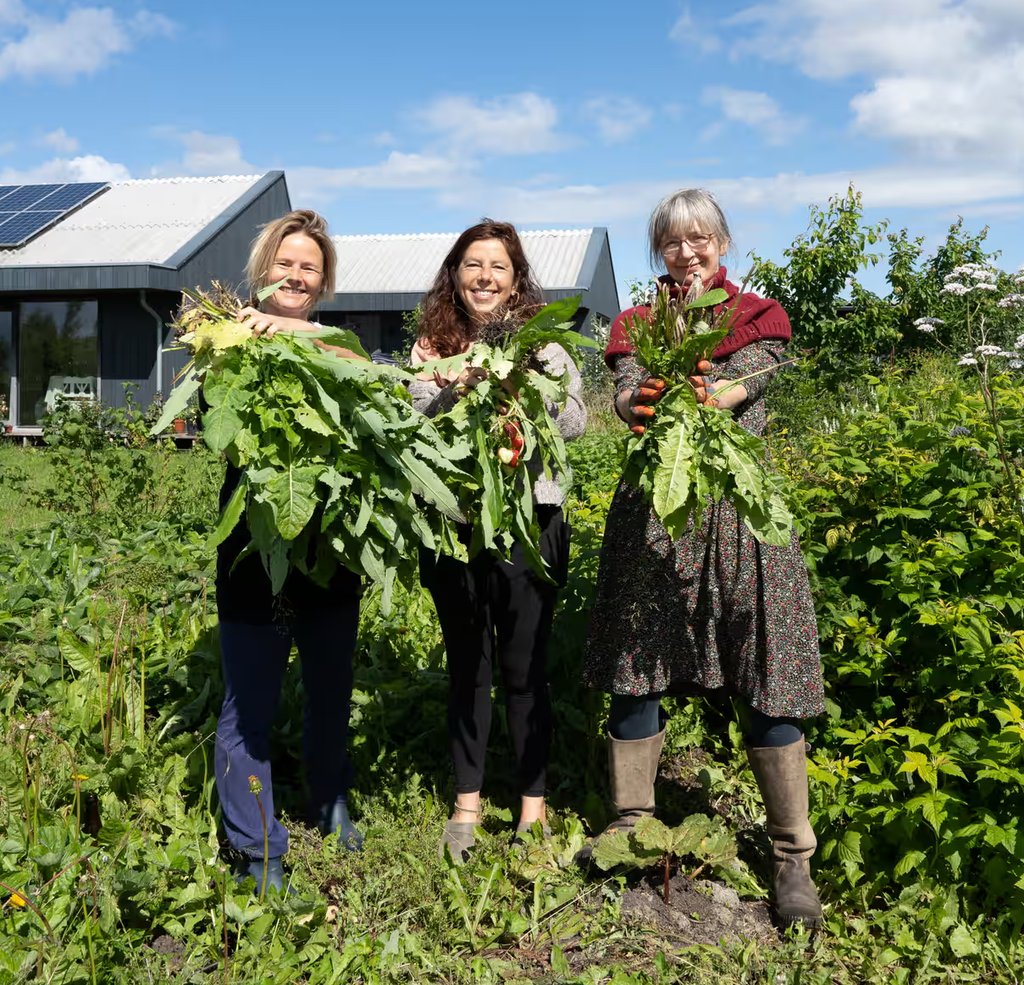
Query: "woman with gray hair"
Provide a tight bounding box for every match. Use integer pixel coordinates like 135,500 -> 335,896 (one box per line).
582,189 -> 825,928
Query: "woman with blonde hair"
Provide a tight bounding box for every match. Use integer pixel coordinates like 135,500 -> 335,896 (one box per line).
214,210 -> 364,893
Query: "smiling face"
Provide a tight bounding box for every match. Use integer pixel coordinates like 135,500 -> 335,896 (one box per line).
455,238 -> 516,324
262,232 -> 325,319
660,228 -> 725,290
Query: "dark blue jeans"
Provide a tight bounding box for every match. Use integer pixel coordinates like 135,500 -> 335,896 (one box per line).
215,602 -> 359,859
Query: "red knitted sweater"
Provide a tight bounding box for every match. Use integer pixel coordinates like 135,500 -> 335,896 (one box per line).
604,266 -> 791,367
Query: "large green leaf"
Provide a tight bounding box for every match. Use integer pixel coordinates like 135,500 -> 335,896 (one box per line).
208,481 -> 246,549
150,370 -> 201,435
264,464 -> 319,540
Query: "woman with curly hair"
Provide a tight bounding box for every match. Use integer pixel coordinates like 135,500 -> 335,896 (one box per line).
408,219 -> 585,860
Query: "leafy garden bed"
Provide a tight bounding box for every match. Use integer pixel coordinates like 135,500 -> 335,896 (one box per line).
2,360 -> 1023,982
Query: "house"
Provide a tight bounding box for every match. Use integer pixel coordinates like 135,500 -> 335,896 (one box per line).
0,172 -> 289,435
0,171 -> 620,434
323,228 -> 620,355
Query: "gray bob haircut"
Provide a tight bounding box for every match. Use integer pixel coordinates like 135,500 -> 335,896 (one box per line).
245,209 -> 337,306
647,188 -> 732,269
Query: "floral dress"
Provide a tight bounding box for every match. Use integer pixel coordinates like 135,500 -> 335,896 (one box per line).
582,340 -> 825,719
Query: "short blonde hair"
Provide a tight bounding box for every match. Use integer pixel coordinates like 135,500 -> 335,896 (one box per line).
647,188 -> 732,269
245,209 -> 337,306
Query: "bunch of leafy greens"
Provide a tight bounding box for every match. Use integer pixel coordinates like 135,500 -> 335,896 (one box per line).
622,282 -> 794,546
152,284 -> 469,612
417,296 -> 597,578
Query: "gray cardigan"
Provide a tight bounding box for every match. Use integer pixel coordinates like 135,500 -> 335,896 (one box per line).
407,342 -> 586,507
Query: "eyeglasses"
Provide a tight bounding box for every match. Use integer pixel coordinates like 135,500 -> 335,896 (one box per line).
660,234 -> 713,258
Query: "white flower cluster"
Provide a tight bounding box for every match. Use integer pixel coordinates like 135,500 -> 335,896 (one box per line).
997,293 -> 1024,309
1015,333 -> 1024,350
949,263 -> 997,283
958,355 -> 978,366
943,262 -> 999,296
913,316 -> 943,334
976,344 -> 1003,356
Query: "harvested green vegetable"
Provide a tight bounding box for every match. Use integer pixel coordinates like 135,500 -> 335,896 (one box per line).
621,282 -> 794,546
417,296 -> 597,578
152,284 -> 470,612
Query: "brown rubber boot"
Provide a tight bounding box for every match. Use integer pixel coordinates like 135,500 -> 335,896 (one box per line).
577,728 -> 665,864
747,738 -> 823,929
606,727 -> 666,833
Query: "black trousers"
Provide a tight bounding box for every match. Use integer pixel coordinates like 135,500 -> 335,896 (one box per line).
421,507 -> 569,798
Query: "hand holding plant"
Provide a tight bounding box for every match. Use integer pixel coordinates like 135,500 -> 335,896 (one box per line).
151,282 -> 470,613
620,283 -> 794,546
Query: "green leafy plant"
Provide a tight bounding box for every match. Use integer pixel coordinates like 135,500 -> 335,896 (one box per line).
591,814 -> 740,903
152,283 -> 471,612
419,295 -> 597,577
620,283 -> 794,545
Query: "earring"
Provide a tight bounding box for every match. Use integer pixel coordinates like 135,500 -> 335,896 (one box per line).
510,289 -> 519,305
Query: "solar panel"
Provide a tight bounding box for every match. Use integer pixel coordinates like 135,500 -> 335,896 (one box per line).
0,211 -> 63,242
29,182 -> 108,212
0,184 -> 63,211
0,181 -> 109,248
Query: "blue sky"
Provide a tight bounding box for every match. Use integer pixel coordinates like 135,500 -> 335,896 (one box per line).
2,0 -> 1023,305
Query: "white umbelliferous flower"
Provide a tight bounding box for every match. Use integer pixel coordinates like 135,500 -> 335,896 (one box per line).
958,355 -> 979,366
942,282 -> 970,296
976,344 -> 1002,356
998,294 -> 1024,308
916,324 -> 936,334
913,316 -> 944,328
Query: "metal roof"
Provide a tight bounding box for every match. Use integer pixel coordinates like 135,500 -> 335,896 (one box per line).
334,228 -> 598,293
0,174 -> 268,267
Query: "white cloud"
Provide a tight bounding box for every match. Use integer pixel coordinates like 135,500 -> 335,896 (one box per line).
582,96 -> 653,144
669,6 -> 722,54
0,154 -> 131,184
152,129 -> 257,176
0,5 -> 174,83
39,128 -> 78,153
289,152 -> 469,200
436,164 -> 1024,226
415,92 -> 564,155
716,1 -> 1024,162
701,88 -> 805,144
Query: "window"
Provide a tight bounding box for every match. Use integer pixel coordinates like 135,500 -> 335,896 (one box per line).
17,300 -> 99,425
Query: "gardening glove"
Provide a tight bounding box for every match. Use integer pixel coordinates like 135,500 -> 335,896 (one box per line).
624,376 -> 666,434
687,360 -> 718,407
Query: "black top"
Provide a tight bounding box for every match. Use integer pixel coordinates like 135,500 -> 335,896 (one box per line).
215,462 -> 361,625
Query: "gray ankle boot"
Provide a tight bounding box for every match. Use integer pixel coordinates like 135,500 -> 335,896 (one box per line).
318,797 -> 363,852
747,738 -> 823,929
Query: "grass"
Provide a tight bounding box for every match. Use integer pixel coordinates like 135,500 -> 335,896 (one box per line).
0,444 -> 52,534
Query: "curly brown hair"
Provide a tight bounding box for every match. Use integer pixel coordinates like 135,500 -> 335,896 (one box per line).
418,219 -> 544,356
